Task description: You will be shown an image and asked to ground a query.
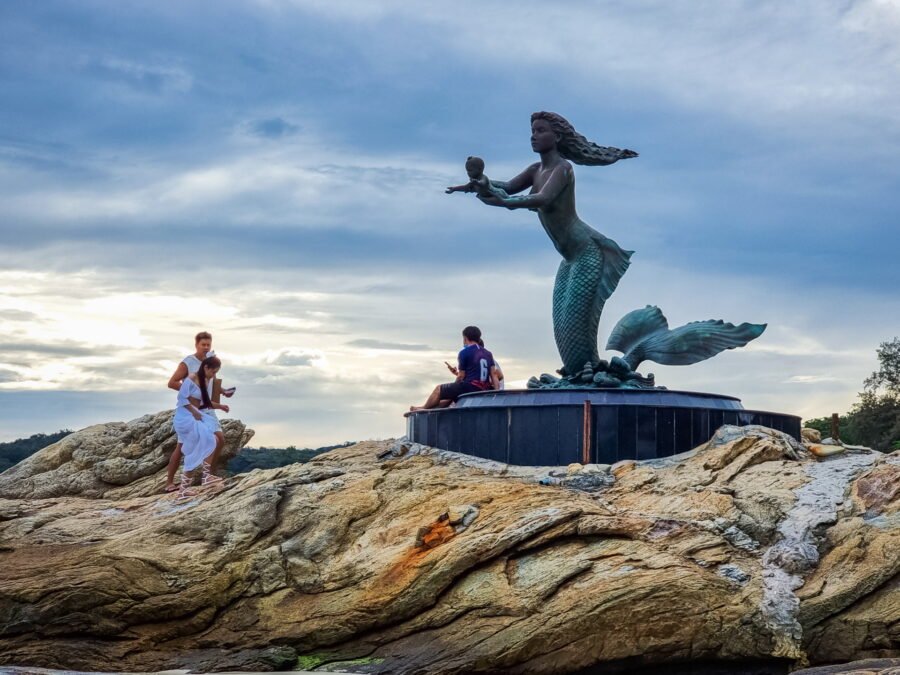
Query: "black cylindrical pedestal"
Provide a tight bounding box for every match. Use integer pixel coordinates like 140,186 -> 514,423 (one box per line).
405,389 -> 800,466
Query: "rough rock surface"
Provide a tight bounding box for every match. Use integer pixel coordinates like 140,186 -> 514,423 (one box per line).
0,410 -> 253,500
0,419 -> 897,674
794,658 -> 900,674
802,427 -> 823,444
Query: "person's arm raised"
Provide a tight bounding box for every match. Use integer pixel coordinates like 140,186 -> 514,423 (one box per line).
456,354 -> 467,382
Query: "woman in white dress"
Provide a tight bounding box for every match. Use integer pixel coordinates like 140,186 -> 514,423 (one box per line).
165,331 -> 234,491
172,355 -> 229,499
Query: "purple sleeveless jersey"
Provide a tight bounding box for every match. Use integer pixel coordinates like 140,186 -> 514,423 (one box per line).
458,344 -> 494,389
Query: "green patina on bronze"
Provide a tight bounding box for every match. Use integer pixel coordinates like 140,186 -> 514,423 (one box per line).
449,111 -> 765,389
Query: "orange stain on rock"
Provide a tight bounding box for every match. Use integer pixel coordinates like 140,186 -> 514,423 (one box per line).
416,518 -> 456,550
379,517 -> 458,590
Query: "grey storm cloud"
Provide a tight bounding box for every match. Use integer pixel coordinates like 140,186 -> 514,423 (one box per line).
0,1 -> 899,448
83,57 -> 192,95
251,117 -> 300,138
346,338 -> 432,351
271,351 -> 317,367
0,342 -> 108,358
0,309 -> 38,322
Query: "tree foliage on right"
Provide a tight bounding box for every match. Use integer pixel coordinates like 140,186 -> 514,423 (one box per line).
807,337 -> 900,451
852,337 -> 900,451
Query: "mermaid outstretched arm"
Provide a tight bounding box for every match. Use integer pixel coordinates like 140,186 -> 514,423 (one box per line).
488,162 -> 539,196
480,164 -> 570,210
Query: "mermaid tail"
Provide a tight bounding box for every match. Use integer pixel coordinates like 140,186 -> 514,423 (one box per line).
553,231 -> 632,375
606,305 -> 766,370
549,234 -> 762,380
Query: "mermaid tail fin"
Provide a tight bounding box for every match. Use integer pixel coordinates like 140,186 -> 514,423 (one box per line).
606,305 -> 669,355
589,231 -> 633,343
606,306 -> 766,370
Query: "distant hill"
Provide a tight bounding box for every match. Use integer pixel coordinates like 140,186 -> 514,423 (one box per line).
0,430 -> 73,472
227,442 -> 355,474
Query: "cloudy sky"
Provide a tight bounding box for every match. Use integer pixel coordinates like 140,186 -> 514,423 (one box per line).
1,1 -> 898,447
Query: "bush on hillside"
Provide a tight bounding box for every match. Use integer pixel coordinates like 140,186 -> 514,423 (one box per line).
0,430 -> 73,472
227,442 -> 355,475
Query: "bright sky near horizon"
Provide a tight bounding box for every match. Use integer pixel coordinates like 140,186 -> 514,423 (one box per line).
1,1 -> 899,447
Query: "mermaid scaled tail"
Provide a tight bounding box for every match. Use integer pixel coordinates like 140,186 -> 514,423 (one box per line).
553,231 -> 633,376
606,305 -> 766,371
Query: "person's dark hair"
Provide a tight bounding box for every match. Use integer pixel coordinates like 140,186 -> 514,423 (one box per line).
531,111 -> 637,166
462,326 -> 482,343
195,331 -> 212,344
196,355 -> 221,409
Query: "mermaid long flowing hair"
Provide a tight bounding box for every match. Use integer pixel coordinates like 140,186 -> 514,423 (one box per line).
531,111 -> 637,166
196,355 -> 221,409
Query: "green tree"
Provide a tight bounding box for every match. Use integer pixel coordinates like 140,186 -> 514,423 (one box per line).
850,337 -> 900,452
803,414 -> 857,445
848,391 -> 900,451
864,337 -> 900,395
225,441 -> 354,474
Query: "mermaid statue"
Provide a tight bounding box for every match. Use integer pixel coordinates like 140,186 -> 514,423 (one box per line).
449,111 -> 765,389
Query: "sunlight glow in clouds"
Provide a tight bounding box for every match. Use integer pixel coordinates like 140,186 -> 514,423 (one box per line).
0,1 -> 898,445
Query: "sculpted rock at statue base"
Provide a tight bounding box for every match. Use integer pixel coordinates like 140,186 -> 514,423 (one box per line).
0,417 -> 897,674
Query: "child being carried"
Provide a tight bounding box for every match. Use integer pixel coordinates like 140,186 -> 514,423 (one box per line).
445,156 -> 510,200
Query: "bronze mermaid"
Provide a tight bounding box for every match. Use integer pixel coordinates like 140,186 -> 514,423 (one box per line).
451,111 -> 765,388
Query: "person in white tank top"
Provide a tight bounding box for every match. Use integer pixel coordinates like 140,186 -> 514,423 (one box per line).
165,331 -> 234,492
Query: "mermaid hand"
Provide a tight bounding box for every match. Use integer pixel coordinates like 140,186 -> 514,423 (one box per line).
477,193 -> 506,207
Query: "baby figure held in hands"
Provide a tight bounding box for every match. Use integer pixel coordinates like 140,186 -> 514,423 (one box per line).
445,156 -> 509,200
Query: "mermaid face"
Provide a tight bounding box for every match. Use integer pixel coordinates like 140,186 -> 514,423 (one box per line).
531,118 -> 559,153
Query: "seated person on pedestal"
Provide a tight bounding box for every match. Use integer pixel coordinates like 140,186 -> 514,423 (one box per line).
411,326 -> 494,411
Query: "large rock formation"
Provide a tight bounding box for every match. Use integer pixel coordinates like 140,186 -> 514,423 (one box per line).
0,410 -> 253,500
794,658 -> 900,674
0,416 -> 896,674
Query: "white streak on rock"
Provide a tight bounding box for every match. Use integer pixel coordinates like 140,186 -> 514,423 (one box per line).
758,450 -> 877,658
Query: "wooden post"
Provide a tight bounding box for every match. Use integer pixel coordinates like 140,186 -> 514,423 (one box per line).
831,413 -> 840,442
582,400 -> 591,464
